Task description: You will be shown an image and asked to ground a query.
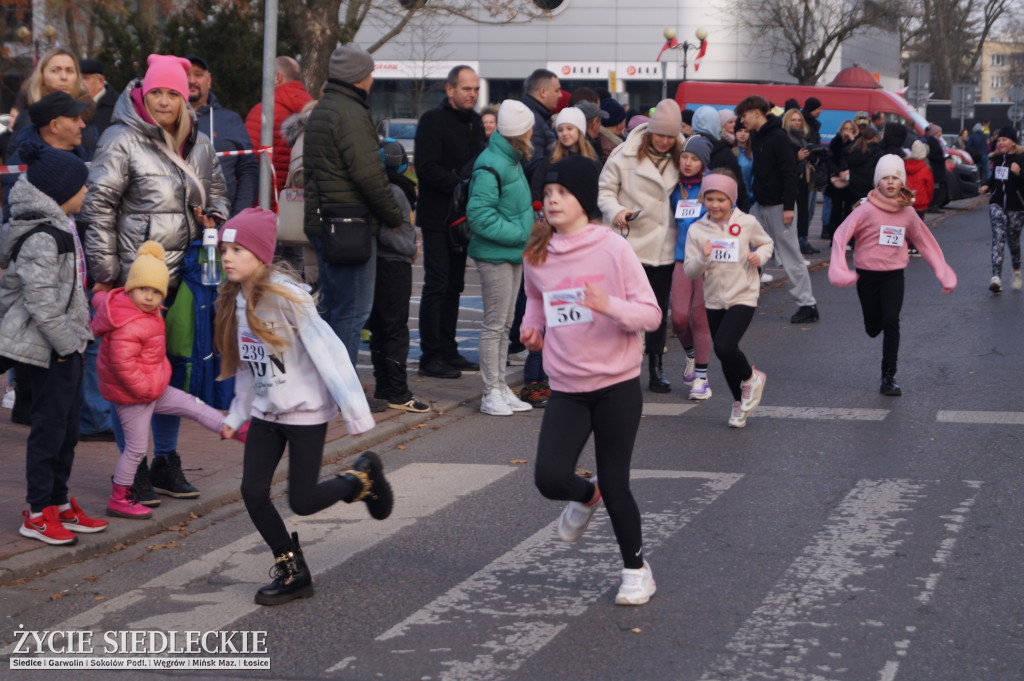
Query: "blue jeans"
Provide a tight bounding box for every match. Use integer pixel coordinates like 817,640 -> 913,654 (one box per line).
310,236 -> 377,367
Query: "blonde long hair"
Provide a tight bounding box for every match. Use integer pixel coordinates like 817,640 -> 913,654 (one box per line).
637,131 -> 681,172
551,129 -> 598,164
506,131 -> 534,162
26,48 -> 85,104
214,264 -> 310,378
144,91 -> 193,155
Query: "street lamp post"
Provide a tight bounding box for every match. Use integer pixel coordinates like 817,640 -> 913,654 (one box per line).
16,24 -> 58,64
660,26 -> 708,100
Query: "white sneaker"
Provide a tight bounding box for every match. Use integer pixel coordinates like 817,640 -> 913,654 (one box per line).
480,390 -> 513,416
1,389 -> 14,409
1013,271 -> 1022,291
502,385 -> 533,412
990,276 -> 1002,293
615,560 -> 656,605
688,377 -> 712,400
760,272 -> 774,284
739,367 -> 765,413
557,478 -> 601,542
682,356 -> 696,385
728,401 -> 748,428
507,349 -> 528,366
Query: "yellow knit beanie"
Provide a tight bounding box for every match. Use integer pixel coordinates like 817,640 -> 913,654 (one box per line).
125,241 -> 169,297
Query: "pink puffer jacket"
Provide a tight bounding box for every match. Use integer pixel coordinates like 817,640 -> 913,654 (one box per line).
90,288 -> 171,404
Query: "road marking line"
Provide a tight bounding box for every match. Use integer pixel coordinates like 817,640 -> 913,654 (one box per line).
642,403 -> 699,416
937,410 -> 1024,424
699,479 -> 982,681
750,406 -> 890,420
331,471 -> 742,679
37,464 -> 513,642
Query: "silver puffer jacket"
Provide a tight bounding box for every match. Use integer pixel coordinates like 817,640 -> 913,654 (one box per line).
81,80 -> 230,288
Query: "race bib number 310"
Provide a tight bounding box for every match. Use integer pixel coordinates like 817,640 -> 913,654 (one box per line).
543,287 -> 594,328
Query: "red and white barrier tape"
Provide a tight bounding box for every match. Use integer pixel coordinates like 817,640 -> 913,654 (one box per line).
2,145 -> 274,175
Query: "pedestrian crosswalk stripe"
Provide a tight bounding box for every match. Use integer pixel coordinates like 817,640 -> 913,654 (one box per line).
338,470 -> 742,678
937,410 -> 1024,424
31,463 -> 514,645
642,403 -> 699,416
642,404 -> 889,420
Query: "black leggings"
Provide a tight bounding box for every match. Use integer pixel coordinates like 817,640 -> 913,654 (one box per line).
240,417 -> 359,555
855,269 -> 904,366
642,264 -> 673,355
706,305 -> 755,401
533,377 -> 645,569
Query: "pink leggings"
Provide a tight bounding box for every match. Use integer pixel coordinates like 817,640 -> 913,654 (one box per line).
112,386 -> 225,485
670,262 -> 711,364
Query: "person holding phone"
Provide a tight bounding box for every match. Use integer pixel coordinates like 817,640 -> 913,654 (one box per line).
598,99 -> 685,393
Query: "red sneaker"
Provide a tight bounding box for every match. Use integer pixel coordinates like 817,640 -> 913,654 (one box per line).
59,498 -> 109,533
20,506 -> 78,545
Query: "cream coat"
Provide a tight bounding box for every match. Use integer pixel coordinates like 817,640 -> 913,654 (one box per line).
597,123 -> 683,266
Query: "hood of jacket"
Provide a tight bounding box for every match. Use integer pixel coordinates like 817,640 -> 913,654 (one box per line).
883,122 -> 907,148
0,177 -> 69,268
904,158 -> 930,174
281,109 -> 311,147
754,114 -> 783,138
90,287 -> 155,338
111,79 -> 198,149
692,107 -> 721,139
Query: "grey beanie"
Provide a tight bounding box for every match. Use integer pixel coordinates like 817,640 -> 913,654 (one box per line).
681,135 -> 713,169
329,44 -> 374,84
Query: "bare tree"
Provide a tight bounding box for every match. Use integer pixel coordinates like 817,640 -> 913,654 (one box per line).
279,0 -> 550,98
736,0 -> 902,85
903,0 -> 1014,98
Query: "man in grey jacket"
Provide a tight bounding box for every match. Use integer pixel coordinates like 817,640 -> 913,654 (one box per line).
304,44 -> 403,370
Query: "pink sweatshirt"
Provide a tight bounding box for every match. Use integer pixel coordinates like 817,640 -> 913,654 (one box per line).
829,190 -> 957,290
523,224 -> 662,393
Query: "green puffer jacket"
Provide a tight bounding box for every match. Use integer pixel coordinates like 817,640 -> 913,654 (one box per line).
465,132 -> 533,264
303,79 -> 402,239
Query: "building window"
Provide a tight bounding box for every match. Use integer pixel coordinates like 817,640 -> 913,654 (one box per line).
991,53 -> 1004,67
991,76 -> 1003,89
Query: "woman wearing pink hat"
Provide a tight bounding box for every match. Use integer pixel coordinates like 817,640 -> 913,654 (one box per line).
81,54 -> 230,504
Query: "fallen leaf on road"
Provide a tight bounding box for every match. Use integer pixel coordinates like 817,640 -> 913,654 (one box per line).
509,459 -> 527,464
95,596 -> 105,601
397,445 -> 408,450
631,628 -> 642,634
50,594 -> 62,601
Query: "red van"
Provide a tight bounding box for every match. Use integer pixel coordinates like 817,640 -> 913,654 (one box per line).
672,81 -> 927,141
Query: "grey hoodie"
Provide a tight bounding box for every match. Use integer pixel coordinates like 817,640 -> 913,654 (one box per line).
0,177 -> 93,367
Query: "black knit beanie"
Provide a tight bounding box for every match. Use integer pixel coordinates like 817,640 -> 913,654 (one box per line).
543,156 -> 600,220
18,135 -> 88,206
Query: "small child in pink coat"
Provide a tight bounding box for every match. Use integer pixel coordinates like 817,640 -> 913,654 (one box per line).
91,242 -> 244,519
829,155 -> 956,396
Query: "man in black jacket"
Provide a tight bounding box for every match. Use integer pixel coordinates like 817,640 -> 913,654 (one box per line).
79,59 -> 119,145
924,124 -> 947,212
521,68 -> 560,182
736,95 -> 819,324
414,65 -> 486,379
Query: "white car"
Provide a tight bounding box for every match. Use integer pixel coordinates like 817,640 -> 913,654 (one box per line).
375,118 -> 417,167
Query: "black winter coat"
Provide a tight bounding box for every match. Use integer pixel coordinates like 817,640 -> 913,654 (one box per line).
750,114 -> 798,210
414,99 -> 486,232
704,135 -> 750,212
522,94 -> 557,183
987,149 -> 1024,212
844,141 -> 882,200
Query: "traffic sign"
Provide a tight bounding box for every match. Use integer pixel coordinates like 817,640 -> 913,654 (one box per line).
951,83 -> 975,121
1008,105 -> 1023,123
1009,84 -> 1024,105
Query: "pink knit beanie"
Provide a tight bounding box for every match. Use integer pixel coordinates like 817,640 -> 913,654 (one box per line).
701,173 -> 738,207
647,99 -> 682,137
218,207 -> 278,265
142,54 -> 191,99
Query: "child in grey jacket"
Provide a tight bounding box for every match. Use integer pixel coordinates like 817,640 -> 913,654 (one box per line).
368,139 -> 429,413
0,138 -> 108,545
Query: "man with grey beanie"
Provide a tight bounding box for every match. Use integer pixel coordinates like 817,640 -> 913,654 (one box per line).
304,43 -> 403,404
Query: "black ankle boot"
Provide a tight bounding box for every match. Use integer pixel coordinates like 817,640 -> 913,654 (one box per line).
255,532 -> 314,605
648,354 -> 671,393
880,362 -> 902,396
338,451 -> 393,520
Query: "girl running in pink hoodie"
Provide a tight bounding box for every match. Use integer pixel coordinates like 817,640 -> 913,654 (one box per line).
829,154 -> 957,395
521,156 -> 662,606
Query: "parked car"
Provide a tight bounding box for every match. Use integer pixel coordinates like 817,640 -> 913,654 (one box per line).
939,138 -> 980,201
375,118 -> 417,167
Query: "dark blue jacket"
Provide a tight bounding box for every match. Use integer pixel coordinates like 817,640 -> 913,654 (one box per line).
193,93 -> 258,216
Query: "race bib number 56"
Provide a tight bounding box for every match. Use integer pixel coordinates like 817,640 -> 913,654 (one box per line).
543,288 -> 594,328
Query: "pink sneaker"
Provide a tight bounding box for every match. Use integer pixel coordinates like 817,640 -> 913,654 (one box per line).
740,367 -> 766,413
107,481 -> 153,519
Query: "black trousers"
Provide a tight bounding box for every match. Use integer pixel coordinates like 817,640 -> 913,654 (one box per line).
24,352 -> 83,512
534,378 -> 645,569
855,268 -> 904,367
419,228 -> 468,364
796,184 -> 810,240
240,418 -> 359,555
369,257 -> 413,402
642,263 -> 673,356
706,306 -> 755,401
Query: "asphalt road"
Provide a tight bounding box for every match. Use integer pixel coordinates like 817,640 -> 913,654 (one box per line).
3,202 -> 1023,681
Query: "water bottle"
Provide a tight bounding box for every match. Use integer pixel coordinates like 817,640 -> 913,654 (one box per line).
199,227 -> 222,286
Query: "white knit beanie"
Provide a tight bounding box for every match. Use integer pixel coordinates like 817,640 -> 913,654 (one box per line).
497,100 -> 534,138
874,154 -> 907,186
910,140 -> 928,161
554,106 -> 587,136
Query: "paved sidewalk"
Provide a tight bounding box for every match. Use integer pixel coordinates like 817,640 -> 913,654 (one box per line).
0,198 -> 978,582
